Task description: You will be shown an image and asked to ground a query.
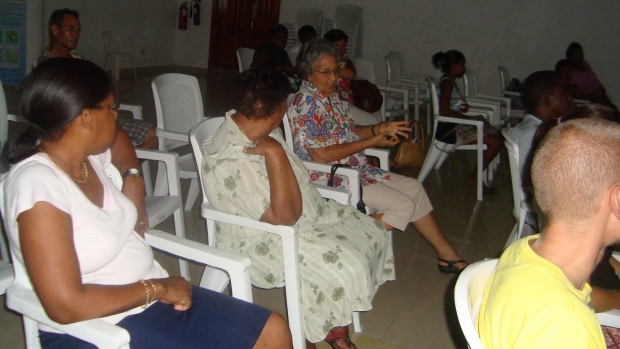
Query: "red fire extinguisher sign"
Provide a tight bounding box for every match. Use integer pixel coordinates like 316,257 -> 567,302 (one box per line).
178,2 -> 188,30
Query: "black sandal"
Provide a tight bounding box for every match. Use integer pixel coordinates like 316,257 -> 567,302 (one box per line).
437,258 -> 467,274
325,331 -> 357,349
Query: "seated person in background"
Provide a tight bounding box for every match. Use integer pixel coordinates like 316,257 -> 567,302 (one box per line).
476,111 -> 620,349
565,42 -> 617,109
431,50 -> 502,194
288,39 -> 467,275
1,59 -> 291,349
323,29 -> 381,125
36,8 -> 157,150
251,24 -> 297,78
507,70 -> 574,178
202,68 -> 395,349
288,25 -> 316,67
555,58 -> 573,87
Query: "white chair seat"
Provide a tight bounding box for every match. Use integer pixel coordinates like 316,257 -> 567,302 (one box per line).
178,154 -> 198,178
145,196 -> 182,227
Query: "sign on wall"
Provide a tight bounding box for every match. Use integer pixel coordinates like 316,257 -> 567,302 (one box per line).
0,0 -> 27,86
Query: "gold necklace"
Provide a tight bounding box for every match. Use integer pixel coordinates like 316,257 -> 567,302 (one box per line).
40,150 -> 89,183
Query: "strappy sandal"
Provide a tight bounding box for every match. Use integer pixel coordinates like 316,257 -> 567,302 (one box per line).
325,331 -> 357,349
437,258 -> 467,274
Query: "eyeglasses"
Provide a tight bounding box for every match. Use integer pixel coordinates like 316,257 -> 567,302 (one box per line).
313,67 -> 342,77
94,103 -> 120,111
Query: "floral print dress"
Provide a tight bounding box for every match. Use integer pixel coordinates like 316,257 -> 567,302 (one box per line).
287,81 -> 391,190
202,112 -> 395,343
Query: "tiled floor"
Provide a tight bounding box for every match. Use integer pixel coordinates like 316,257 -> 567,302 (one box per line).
0,67 -> 514,348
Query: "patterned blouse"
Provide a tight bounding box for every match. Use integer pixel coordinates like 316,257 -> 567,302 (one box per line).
287,81 -> 391,189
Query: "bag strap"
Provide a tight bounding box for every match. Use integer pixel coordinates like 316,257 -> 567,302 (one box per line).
328,164 -> 367,214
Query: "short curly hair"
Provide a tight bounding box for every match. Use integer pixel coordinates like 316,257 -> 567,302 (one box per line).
231,68 -> 292,119
297,38 -> 338,80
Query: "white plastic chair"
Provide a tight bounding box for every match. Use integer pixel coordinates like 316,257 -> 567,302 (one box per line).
353,58 -> 410,123
459,70 -> 510,127
454,258 -> 497,349
333,5 -> 364,58
236,48 -> 255,73
296,8 -> 324,37
0,162 -> 253,349
190,117 -> 357,349
417,79 -> 489,201
597,252 -> 620,327
384,52 -> 431,128
501,128 -> 535,248
151,73 -> 205,211
498,66 -> 525,117
102,30 -> 136,82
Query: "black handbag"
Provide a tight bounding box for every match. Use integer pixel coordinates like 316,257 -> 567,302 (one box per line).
327,164 -> 367,214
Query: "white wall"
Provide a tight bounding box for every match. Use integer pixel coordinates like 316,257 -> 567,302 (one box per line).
42,0 -> 177,68
175,0 -> 211,69
281,0 -> 620,103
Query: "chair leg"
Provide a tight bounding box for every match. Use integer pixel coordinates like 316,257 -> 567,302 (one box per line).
142,161 -> 153,197
23,317 -> 42,349
184,179 -> 200,211
281,236 -> 306,349
352,311 -> 362,333
173,207 -> 190,280
504,223 -> 518,249
434,148 -> 451,169
153,162 -> 169,196
418,141 -> 443,182
426,105 -> 431,135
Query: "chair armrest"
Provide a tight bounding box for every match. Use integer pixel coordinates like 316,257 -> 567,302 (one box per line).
7,114 -> 30,123
503,90 -> 524,98
202,203 -> 298,240
388,80 -> 428,89
301,161 -> 360,181
574,99 -> 591,105
135,149 -> 180,196
6,285 -> 131,349
118,104 -> 143,120
155,129 -> 189,143
597,309 -> 620,328
401,73 -> 430,83
364,148 -> 390,171
314,184 -> 351,205
436,115 -> 484,128
145,230 -> 253,302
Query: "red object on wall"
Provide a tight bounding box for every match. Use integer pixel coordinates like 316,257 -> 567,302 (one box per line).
178,2 -> 188,30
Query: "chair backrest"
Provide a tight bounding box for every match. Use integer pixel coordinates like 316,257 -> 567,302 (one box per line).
287,44 -> 301,69
385,53 -> 402,84
296,8 -> 323,36
236,48 -> 255,73
352,58 -> 375,83
462,70 -> 480,99
0,174 -> 28,288
189,117 -> 226,204
152,73 -> 204,150
388,51 -> 407,75
498,66 -> 511,94
501,128 -> 525,219
334,5 -> 363,32
454,258 -> 498,349
0,78 -> 7,155
427,79 -> 440,118
282,112 -> 295,151
101,30 -> 125,55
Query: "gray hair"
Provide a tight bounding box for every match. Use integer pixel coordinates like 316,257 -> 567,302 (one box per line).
297,38 -> 338,80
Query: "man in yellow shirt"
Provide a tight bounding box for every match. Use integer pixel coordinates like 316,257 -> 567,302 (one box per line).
477,112 -> 620,348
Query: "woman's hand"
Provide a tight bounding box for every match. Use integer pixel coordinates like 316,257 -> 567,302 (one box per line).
153,277 -> 193,311
376,121 -> 411,141
460,102 -> 470,113
371,129 -> 402,147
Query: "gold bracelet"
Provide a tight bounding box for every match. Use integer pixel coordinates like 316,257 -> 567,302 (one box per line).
139,279 -> 152,309
371,125 -> 376,136
145,279 -> 157,301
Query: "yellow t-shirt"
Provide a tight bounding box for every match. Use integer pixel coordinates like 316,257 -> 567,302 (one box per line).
476,234 -> 605,348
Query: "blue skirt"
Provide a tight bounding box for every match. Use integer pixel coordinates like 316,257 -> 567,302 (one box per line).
39,286 -> 272,349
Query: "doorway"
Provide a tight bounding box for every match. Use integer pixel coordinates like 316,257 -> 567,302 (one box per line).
208,0 -> 281,72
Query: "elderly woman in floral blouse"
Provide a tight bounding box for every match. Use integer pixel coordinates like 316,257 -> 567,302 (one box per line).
287,39 -> 467,274
202,68 -> 395,349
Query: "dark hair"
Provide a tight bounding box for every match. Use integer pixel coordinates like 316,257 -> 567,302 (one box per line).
231,68 -> 292,119
2,58 -> 113,164
554,59 -> 571,73
270,24 -> 288,38
297,39 -> 338,80
323,29 -> 348,43
565,42 -> 583,58
49,8 -> 79,28
523,104 -> 620,189
522,71 -> 560,113
297,25 -> 317,43
431,50 -> 465,73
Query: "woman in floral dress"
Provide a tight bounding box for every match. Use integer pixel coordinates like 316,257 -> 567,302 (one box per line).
287,39 -> 467,275
202,68 -> 395,349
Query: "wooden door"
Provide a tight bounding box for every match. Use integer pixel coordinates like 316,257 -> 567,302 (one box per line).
208,0 -> 281,72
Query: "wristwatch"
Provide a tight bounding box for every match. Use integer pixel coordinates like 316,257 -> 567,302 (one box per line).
122,167 -> 142,179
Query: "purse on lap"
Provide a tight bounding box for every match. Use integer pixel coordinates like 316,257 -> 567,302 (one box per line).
394,120 -> 426,166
